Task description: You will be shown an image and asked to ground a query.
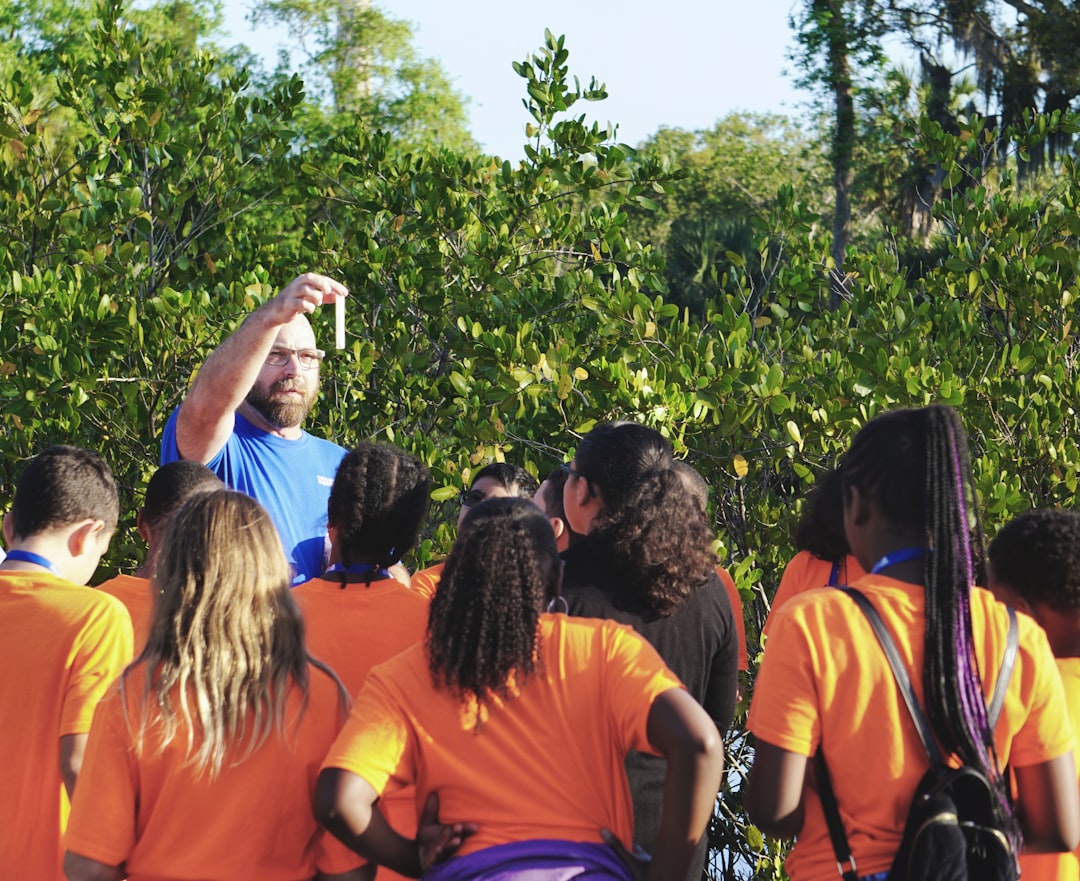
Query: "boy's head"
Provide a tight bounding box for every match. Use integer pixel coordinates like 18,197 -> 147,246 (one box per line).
457,463 -> 538,530
988,508 -> 1080,658
2,446 -> 118,584
138,461 -> 224,547
533,467 -> 583,553
6,446 -> 118,540
988,508 -> 1080,615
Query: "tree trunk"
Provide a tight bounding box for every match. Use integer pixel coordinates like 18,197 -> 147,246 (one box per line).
817,0 -> 854,309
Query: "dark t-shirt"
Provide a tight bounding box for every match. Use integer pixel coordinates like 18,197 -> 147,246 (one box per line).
561,533 -> 739,880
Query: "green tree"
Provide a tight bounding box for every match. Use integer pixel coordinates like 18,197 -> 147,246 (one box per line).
249,0 -> 473,149
631,114 -> 829,313
792,0 -> 887,300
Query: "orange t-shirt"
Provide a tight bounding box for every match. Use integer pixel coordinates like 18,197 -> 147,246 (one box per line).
748,575 -> 1072,881
64,666 -> 359,880
322,614 -> 684,857
762,551 -> 866,642
717,566 -> 748,671
294,575 -> 429,881
1018,655 -> 1080,881
96,574 -> 152,653
0,572 -> 133,881
409,561 -> 444,600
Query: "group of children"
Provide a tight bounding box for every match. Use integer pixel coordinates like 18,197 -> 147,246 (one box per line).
3,405 -> 1080,881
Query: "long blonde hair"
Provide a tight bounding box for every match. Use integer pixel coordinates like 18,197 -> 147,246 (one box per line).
124,490 -> 341,776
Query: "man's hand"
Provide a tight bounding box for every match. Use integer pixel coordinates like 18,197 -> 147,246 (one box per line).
417,792 -> 477,874
264,273 -> 348,323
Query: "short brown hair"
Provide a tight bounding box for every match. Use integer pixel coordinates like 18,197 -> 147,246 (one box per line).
9,445 -> 118,539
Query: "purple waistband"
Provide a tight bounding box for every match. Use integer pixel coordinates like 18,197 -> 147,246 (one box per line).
423,839 -> 634,881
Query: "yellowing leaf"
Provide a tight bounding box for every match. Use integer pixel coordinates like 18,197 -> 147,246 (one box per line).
590,242 -> 602,261
573,366 -> 589,380
733,454 -> 748,479
556,372 -> 573,399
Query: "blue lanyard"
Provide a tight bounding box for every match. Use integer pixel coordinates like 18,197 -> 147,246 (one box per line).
828,560 -> 841,587
871,546 -> 925,575
4,549 -> 60,576
325,562 -> 393,585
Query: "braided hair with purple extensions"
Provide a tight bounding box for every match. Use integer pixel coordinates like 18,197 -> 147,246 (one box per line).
840,404 -> 1019,849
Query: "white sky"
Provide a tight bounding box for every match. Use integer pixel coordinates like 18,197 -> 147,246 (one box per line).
223,0 -> 814,160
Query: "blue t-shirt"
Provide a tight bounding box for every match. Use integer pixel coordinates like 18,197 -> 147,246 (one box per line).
161,408 -> 346,584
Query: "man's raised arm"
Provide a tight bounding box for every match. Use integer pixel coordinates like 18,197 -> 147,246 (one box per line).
173,273 -> 348,463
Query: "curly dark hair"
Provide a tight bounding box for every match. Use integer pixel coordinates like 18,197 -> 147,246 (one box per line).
792,466 -> 850,562
327,442 -> 431,570
989,508 -> 1080,613
575,422 -> 717,616
426,498 -> 559,718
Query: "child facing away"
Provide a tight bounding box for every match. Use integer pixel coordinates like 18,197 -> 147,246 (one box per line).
989,507 -> 1080,881
0,445 -> 133,881
745,405 -> 1080,881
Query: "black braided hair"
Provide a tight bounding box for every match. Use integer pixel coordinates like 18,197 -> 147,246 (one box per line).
574,422 -> 716,615
841,405 -> 1019,847
327,442 -> 431,570
426,497 -> 559,721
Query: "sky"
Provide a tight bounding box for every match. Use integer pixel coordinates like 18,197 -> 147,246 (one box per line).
223,0 -> 813,160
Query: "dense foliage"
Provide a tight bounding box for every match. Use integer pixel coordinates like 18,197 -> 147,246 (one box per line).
3,3 -> 1080,879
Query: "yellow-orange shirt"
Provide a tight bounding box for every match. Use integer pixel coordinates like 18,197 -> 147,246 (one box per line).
96,573 -> 152,653
322,614 -> 684,857
410,561 -> 444,600
65,667 -> 358,880
762,551 -> 866,643
748,575 -> 1072,881
717,566 -> 748,671
294,575 -> 429,881
1018,655 -> 1080,881
0,571 -> 133,881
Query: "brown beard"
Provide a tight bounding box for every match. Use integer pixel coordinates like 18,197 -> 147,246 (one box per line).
246,376 -> 318,429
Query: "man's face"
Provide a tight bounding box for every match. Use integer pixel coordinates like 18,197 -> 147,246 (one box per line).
246,319 -> 320,430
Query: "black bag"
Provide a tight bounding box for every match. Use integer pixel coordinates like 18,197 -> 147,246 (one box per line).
815,587 -> 1019,881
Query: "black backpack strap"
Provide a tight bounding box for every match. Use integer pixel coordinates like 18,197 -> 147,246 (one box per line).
814,750 -> 860,881
987,606 -> 1018,730
839,586 -> 946,767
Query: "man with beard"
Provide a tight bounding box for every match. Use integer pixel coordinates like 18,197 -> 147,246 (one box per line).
161,272 -> 349,583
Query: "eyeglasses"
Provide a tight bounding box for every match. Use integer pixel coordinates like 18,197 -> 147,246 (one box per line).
560,462 -> 596,499
559,463 -> 588,482
265,348 -> 326,370
458,488 -> 489,508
